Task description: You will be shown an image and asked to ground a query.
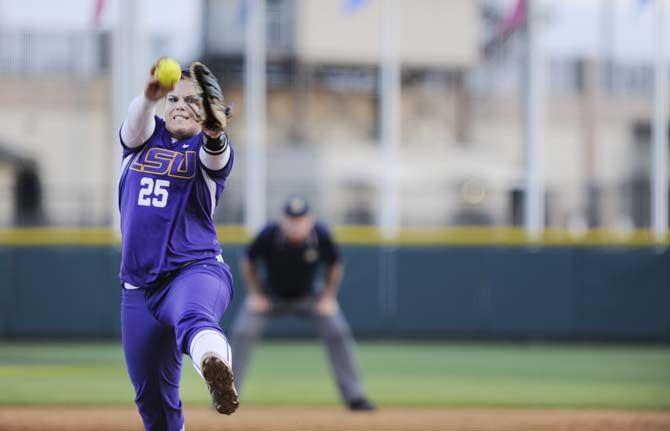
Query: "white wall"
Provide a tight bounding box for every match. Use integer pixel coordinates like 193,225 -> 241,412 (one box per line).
296,0 -> 478,67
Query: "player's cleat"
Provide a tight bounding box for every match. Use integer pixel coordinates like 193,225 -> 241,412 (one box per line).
202,353 -> 239,415
347,398 -> 376,412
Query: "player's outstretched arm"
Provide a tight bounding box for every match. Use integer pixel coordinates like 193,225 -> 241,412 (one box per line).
120,95 -> 157,149
121,58 -> 174,148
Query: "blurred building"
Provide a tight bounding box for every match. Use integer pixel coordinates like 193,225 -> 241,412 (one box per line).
205,0 -> 487,225
0,0 -> 666,230
202,0 -> 667,229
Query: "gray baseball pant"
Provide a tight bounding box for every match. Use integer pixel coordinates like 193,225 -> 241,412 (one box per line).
231,297 -> 366,403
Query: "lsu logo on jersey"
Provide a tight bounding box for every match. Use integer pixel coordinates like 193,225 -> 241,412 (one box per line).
130,148 -> 196,179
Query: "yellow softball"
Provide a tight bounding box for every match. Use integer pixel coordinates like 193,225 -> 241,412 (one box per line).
154,58 -> 182,89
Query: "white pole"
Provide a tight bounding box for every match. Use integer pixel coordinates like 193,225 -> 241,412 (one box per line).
112,0 -> 146,139
653,0 -> 669,242
245,0 -> 267,234
599,0 -> 615,93
111,0 -> 145,233
379,0 -> 400,239
524,0 -> 545,239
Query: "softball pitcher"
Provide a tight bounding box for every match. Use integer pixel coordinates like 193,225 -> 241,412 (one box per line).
118,59 -> 237,431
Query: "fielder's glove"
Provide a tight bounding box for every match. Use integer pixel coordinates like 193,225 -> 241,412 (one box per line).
189,62 -> 232,132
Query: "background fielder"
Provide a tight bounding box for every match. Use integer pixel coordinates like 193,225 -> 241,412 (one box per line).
232,196 -> 375,411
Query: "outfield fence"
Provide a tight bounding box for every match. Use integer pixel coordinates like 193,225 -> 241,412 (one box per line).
0,226 -> 667,341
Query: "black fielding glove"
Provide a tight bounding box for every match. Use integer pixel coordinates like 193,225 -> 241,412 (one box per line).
189,61 -> 231,133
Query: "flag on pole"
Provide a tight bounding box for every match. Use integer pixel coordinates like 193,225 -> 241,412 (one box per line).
484,0 -> 527,56
499,0 -> 527,40
342,0 -> 369,14
92,0 -> 106,28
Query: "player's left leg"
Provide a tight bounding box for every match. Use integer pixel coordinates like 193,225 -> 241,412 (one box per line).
122,287 -> 185,431
310,309 -> 375,410
150,259 -> 238,415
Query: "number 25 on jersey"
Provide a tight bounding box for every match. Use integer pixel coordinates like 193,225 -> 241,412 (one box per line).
138,177 -> 170,208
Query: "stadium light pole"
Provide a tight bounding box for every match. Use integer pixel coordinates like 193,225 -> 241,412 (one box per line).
245,0 -> 267,234
523,0 -> 545,240
652,0 -> 669,243
379,0 -> 400,240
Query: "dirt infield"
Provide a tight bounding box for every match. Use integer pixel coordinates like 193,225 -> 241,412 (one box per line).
1,406 -> 669,431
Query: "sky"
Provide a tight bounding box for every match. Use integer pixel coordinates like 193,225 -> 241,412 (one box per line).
542,0 -> 662,62
0,0 -> 666,63
0,0 -> 204,62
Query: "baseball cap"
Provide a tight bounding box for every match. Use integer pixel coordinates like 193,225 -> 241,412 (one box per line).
283,196 -> 310,218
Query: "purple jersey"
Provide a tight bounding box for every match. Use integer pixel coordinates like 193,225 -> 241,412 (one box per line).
118,116 -> 233,288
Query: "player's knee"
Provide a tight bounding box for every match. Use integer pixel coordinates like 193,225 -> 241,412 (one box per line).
177,310 -> 205,328
175,312 -> 220,353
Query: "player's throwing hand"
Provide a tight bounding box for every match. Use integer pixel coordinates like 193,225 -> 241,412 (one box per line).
144,57 -> 175,102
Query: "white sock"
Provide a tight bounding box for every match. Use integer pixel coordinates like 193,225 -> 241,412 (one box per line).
189,329 -> 232,378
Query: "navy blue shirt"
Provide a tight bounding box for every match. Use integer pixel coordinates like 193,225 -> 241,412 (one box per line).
247,222 -> 340,299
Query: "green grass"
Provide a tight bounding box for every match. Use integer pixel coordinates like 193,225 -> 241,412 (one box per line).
0,342 -> 668,409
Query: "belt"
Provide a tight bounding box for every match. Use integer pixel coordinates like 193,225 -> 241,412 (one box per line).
123,255 -> 224,290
